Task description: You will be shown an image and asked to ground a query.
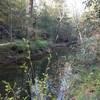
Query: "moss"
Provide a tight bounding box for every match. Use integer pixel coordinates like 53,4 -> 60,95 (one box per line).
31,40 -> 48,49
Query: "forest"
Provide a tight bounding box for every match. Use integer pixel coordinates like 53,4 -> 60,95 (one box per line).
0,0 -> 100,100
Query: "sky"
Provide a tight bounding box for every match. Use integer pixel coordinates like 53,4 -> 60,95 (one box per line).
65,0 -> 86,17
33,0 -> 86,17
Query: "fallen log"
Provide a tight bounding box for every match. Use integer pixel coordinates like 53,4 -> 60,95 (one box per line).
0,40 -> 78,65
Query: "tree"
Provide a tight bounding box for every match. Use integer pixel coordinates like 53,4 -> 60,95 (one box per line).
81,0 -> 100,36
36,0 -> 75,42
0,0 -> 29,40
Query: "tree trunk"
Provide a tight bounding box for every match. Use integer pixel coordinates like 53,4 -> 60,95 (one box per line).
29,0 -> 33,17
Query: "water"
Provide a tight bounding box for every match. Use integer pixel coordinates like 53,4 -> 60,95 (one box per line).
30,58 -> 74,100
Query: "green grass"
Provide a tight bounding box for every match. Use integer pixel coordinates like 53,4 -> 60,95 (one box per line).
32,40 -> 48,48
14,39 -> 48,50
71,64 -> 100,100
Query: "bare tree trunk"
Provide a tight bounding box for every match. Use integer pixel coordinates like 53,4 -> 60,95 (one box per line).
25,0 -> 34,39
29,0 -> 33,17
10,2 -> 13,41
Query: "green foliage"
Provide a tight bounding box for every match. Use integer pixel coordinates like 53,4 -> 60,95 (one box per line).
13,39 -> 48,52
1,81 -> 16,100
33,40 -> 48,48
0,0 -> 28,40
67,35 -> 100,99
37,1 -> 75,40
76,36 -> 97,62
14,40 -> 27,50
73,66 -> 100,99
20,63 -> 28,73
0,0 -> 100,100
35,74 -> 49,96
2,81 -> 13,93
81,0 -> 100,36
